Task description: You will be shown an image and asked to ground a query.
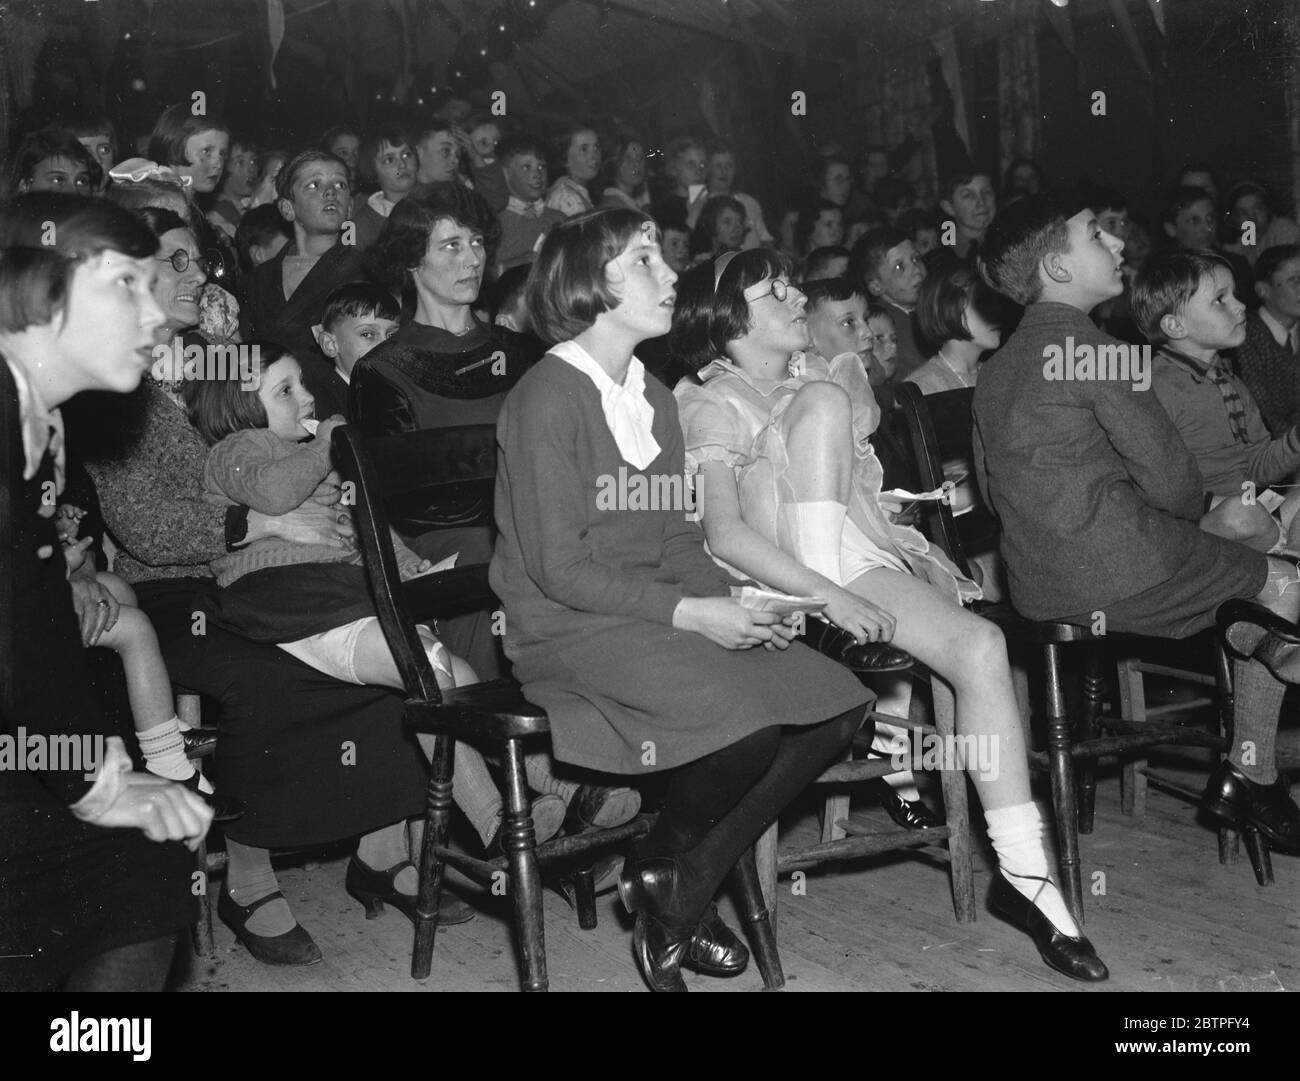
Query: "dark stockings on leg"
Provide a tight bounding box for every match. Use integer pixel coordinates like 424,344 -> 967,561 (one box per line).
63,934 -> 178,992
634,707 -> 862,927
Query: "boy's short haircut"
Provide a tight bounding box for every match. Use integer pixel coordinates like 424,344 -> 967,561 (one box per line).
916,259 -> 980,344
940,169 -> 992,205
496,133 -> 550,167
1131,249 -> 1234,342
803,246 -> 851,281
800,275 -> 865,308
657,210 -> 689,238
276,149 -> 348,202
321,281 -> 400,331
1254,244 -> 1300,286
234,204 -> 292,271
847,225 -> 909,286
357,124 -> 414,190
865,301 -> 891,323
1087,185 -> 1128,215
527,208 -> 658,343
1163,185 -> 1215,224
977,192 -> 1082,307
489,263 -> 532,320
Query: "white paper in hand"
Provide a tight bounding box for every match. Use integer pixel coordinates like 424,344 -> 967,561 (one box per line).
737,586 -> 827,616
301,418 -> 319,435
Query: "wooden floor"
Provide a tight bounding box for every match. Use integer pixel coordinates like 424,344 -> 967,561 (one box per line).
178,744 -> 1299,993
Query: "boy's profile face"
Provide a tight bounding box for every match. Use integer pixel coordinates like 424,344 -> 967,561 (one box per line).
867,314 -> 898,374
320,312 -> 400,376
941,175 -> 996,234
1047,211 -> 1124,308
1097,208 -> 1128,241
868,239 -> 925,307
808,294 -> 873,362
1165,198 -> 1216,249
1168,266 -> 1245,351
503,151 -> 547,201
1257,256 -> 1300,322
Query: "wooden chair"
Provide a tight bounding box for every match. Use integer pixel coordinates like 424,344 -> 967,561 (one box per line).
332,422 -> 786,991
895,383 -> 1226,921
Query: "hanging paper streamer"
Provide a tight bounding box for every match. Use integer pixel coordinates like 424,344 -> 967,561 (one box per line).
267,0 -> 285,89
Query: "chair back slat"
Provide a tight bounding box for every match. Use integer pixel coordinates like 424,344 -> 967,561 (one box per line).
332,426 -> 451,704
364,425 -> 497,535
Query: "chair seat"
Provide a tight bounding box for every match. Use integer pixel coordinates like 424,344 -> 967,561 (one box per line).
970,602 -> 1093,643
403,678 -> 550,742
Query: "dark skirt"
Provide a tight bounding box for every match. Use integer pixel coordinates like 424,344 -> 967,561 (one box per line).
204,563 -> 379,642
138,579 -> 429,849
0,772 -> 195,991
1056,534 -> 1268,639
508,616 -> 873,775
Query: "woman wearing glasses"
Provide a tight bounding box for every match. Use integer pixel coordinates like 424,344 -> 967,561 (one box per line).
672,249 -> 1111,982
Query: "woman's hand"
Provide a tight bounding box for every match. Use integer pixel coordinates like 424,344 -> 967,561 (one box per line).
93,773 -> 213,851
822,588 -> 897,644
247,504 -> 356,550
69,571 -> 120,646
673,597 -> 790,650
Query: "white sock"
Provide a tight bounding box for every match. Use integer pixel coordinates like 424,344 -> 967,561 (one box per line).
782,500 -> 847,584
138,716 -> 210,792
984,802 -> 1080,937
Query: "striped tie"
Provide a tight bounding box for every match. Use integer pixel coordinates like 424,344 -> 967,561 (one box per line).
1205,358 -> 1251,445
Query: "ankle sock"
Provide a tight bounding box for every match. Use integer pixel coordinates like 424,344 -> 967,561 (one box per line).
1229,659 -> 1282,784
225,840 -> 295,937
781,500 -> 847,584
138,717 -> 209,791
984,802 -> 1080,938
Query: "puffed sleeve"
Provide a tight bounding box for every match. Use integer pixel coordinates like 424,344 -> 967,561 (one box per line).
675,381 -> 753,479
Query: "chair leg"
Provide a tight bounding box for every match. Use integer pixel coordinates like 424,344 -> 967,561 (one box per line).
1116,655 -> 1148,816
732,846 -> 785,990
930,675 -> 976,923
1212,638 -> 1245,867
411,733 -> 455,981
502,738 -> 547,992
755,820 -> 779,935
1044,643 -> 1085,926
191,838 -> 213,958
1076,648 -> 1105,834
570,867 -> 598,930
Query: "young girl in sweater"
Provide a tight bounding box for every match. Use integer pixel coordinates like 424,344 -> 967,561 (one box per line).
188,344 -> 567,857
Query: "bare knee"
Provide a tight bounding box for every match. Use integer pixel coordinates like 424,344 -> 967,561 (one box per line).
950,617 -> 1007,684
786,381 -> 850,428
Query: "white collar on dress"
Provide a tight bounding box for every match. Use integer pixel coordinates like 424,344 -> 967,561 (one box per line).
551,340 -> 661,469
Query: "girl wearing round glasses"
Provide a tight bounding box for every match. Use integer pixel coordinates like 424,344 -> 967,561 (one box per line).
672,248 -> 1110,982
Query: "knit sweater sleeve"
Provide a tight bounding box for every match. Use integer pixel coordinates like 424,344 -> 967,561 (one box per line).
204,429 -> 335,516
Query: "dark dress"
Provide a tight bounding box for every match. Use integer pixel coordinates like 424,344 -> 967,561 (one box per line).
490,354 -> 871,774
0,366 -> 193,991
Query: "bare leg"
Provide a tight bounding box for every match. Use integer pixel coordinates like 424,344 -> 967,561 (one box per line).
96,606 -> 177,732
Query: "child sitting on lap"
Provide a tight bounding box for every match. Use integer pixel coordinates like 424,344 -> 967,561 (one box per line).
1132,249 -> 1300,552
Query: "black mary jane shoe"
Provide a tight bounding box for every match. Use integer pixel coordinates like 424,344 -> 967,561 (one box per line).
1201,759 -> 1300,854
345,856 -> 476,926
618,856 -> 692,992
682,902 -> 749,977
1217,598 -> 1300,683
877,784 -> 943,830
801,620 -> 914,673
182,726 -> 219,760
179,770 -> 244,822
217,888 -> 322,966
987,872 -> 1108,983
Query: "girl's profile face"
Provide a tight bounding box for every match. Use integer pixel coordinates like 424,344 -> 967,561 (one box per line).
374,141 -> 416,196
257,355 -> 316,439
59,250 -> 165,395
414,218 -> 486,310
152,227 -> 207,332
740,274 -> 809,356
565,129 -> 601,182
179,129 -> 229,193
601,226 -> 678,340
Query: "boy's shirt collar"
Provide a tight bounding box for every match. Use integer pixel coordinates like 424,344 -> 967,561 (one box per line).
1258,305 -> 1298,349
1154,343 -> 1223,380
882,296 -> 914,315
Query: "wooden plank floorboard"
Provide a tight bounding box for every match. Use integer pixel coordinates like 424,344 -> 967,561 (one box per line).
179,777 -> 1298,992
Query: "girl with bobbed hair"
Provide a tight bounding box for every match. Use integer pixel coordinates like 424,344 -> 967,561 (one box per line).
545,121 -> 600,217
672,247 -> 1110,982
0,193 -> 211,991
147,102 -> 230,196
492,208 -> 869,992
597,133 -> 651,213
